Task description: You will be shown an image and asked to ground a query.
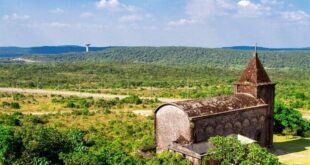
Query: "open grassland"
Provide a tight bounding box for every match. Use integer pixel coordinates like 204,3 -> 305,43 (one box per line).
0,92 -> 160,116
274,135 -> 310,165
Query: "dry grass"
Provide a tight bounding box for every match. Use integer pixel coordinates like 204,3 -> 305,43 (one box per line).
0,92 -> 158,115
273,134 -> 310,165
0,94 -> 71,113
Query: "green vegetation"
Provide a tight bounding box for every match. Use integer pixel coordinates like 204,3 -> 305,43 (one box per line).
0,62 -> 308,109
274,101 -> 310,136
0,92 -> 307,164
0,47 -> 309,164
203,136 -> 282,165
26,47 -> 310,69
0,110 -> 192,164
2,101 -> 20,109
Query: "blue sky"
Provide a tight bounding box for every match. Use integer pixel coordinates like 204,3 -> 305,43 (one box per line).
0,0 -> 310,47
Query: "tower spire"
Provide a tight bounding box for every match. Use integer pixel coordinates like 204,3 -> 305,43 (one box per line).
254,43 -> 258,57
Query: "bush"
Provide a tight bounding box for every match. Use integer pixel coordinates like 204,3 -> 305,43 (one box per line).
13,93 -> 25,101
0,126 -> 18,164
71,108 -> 91,116
202,136 -> 281,165
10,102 -> 20,109
2,101 -> 11,108
122,95 -> 142,105
146,151 -> 190,165
243,144 -> 281,165
18,125 -> 67,164
203,136 -> 245,164
59,151 -> 99,165
66,101 -> 76,108
274,101 -> 310,136
2,102 -> 21,109
25,115 -> 47,125
0,113 -> 22,126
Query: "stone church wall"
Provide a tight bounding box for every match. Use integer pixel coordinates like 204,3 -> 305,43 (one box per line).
192,106 -> 269,146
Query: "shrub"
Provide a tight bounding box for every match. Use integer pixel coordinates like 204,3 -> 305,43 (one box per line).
80,98 -> 94,108
66,101 -> 76,108
146,151 -> 190,165
2,101 -> 11,108
203,136 -> 245,164
71,108 -> 91,116
202,136 -> 282,165
2,102 -> 21,109
10,102 -> 20,109
122,95 -> 142,105
18,125 -> 66,164
0,126 -> 17,164
274,101 -> 310,136
25,115 -> 47,125
0,113 -> 22,126
13,93 -> 25,101
243,144 -> 281,165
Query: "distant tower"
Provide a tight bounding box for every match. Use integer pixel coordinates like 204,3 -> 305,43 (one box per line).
85,44 -> 91,52
233,45 -> 276,148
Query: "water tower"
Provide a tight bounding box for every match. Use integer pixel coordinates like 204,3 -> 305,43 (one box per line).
85,43 -> 91,52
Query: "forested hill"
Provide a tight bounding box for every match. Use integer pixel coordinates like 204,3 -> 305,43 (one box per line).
0,46 -> 110,58
26,47 -> 310,69
223,46 -> 310,51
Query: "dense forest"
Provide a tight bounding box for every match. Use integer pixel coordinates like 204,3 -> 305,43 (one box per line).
0,46 -> 109,58
24,47 -> 310,69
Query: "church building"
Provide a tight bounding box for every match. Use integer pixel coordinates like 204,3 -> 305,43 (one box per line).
154,50 -> 276,164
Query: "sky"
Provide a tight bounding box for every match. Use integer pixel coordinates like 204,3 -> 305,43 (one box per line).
0,0 -> 310,48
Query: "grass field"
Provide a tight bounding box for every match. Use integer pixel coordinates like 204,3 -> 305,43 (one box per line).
0,92 -> 160,115
274,135 -> 310,165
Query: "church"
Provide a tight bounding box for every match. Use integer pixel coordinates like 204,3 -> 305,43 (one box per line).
154,50 -> 275,164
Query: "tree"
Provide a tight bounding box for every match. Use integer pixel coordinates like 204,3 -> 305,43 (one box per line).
242,144 -> 281,165
146,151 -> 190,165
202,136 -> 282,165
0,126 -> 15,164
18,125 -> 67,164
274,101 -> 310,136
203,136 -> 245,165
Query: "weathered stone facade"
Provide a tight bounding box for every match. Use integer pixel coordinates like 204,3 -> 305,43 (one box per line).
154,51 -> 275,164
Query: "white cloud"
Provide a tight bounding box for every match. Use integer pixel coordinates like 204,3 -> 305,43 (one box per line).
49,22 -> 70,28
123,5 -> 139,12
183,0 -> 276,21
119,14 -> 143,22
80,12 -> 94,18
96,0 -> 139,13
237,0 -> 257,9
281,10 -> 310,22
260,0 -> 282,5
168,19 -> 197,26
96,0 -> 120,9
2,13 -> 30,21
49,8 -> 65,15
186,0 -> 235,19
236,0 -> 272,17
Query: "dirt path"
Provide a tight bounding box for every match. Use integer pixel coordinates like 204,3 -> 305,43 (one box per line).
0,87 -> 183,103
3,109 -> 153,116
132,110 -> 153,116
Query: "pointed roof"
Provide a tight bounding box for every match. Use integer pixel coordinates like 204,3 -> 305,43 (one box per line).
239,51 -> 271,84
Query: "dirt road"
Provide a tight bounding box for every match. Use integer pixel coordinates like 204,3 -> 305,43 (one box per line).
0,87 -> 183,103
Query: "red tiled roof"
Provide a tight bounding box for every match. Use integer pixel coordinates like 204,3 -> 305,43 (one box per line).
157,93 -> 265,118
239,52 -> 271,84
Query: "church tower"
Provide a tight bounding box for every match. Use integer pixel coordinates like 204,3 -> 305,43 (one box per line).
233,48 -> 276,147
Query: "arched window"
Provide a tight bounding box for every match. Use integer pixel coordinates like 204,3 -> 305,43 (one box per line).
255,130 -> 262,142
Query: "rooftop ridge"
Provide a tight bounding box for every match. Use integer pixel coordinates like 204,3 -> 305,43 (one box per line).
239,51 -> 271,84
